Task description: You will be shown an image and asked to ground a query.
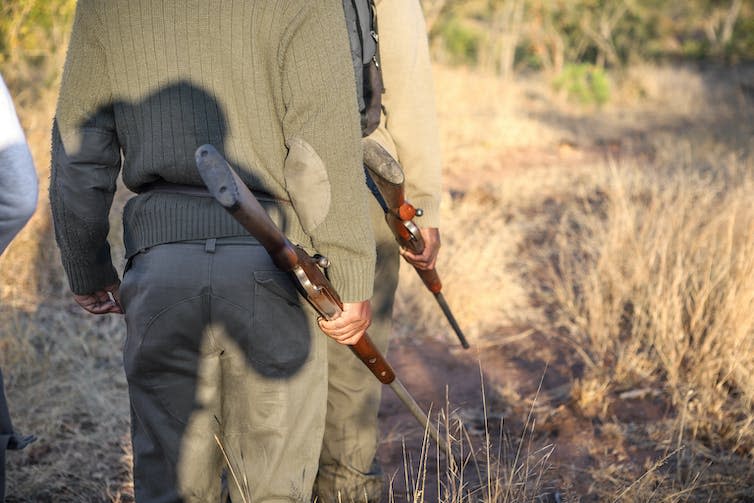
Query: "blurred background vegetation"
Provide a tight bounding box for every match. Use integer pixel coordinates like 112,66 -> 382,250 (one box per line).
2,0 -> 753,108
2,0 -> 753,104
422,0 -> 753,104
424,0 -> 754,70
0,0 -> 75,104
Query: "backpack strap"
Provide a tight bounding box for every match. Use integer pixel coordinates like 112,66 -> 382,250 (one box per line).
343,0 -> 384,136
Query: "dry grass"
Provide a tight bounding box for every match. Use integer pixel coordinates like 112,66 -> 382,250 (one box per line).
524,160 -> 754,500
395,62 -> 754,500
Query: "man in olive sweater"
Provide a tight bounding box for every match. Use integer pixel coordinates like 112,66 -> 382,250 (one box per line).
315,0 -> 443,500
51,1 -> 375,502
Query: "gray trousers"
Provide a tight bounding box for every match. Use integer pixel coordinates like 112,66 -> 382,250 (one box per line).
120,237 -> 326,503
314,199 -> 400,502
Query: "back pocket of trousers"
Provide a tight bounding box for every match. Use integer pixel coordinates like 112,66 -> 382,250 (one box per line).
251,270 -> 311,378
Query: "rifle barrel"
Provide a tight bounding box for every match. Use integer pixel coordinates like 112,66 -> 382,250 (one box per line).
388,379 -> 452,460
363,139 -> 470,350
434,292 -> 470,349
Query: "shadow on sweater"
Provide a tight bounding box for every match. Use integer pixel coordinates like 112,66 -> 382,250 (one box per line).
101,83 -> 304,353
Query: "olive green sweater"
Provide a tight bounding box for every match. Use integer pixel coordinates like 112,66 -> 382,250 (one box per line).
51,0 -> 375,301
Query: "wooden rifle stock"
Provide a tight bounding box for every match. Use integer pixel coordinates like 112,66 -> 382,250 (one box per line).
194,145 -> 452,458
195,144 -> 394,381
193,145 -> 298,270
362,138 -> 470,349
416,268 -> 442,294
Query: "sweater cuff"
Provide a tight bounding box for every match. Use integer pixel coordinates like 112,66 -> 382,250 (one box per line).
411,195 -> 441,229
62,258 -> 120,295
328,257 -> 375,303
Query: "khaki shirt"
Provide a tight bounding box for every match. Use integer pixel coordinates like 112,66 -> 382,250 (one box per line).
370,0 -> 442,228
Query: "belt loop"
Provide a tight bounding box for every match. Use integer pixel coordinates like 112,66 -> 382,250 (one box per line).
205,238 -> 217,253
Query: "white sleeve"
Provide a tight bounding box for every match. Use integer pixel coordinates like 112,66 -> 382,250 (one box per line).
0,75 -> 28,151
0,73 -> 38,255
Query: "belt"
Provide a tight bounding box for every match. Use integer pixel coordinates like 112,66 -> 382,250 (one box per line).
139,181 -> 214,197
139,181 -> 280,201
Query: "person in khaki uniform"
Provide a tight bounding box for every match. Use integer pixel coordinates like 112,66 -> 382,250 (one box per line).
314,0 -> 443,500
50,1 -> 375,502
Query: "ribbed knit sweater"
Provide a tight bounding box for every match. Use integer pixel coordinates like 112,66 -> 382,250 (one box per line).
50,0 -> 375,301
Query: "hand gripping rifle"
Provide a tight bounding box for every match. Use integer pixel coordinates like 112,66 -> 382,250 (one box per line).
362,138 -> 470,349
194,144 -> 451,458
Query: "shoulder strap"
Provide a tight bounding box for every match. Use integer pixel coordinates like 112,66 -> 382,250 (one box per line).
343,0 -> 383,136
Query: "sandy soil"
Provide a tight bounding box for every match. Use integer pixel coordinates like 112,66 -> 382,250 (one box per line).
377,329 -> 671,502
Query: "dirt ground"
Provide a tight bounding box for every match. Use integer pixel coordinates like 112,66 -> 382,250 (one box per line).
377,330 -> 671,502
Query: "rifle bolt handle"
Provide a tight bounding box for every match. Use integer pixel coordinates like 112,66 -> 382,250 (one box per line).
313,254 -> 330,268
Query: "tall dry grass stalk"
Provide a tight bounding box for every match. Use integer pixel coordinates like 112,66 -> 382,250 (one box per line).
390,371 -> 555,502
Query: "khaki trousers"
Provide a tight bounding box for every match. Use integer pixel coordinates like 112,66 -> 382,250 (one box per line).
120,237 -> 326,503
314,198 -> 400,502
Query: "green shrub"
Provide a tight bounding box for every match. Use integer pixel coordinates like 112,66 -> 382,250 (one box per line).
423,0 -> 754,73
552,63 -> 611,106
438,17 -> 481,66
0,0 -> 76,73
728,15 -> 754,63
681,35 -> 712,61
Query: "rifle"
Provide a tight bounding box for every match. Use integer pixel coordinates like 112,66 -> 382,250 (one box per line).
194,144 -> 451,458
362,138 -> 470,349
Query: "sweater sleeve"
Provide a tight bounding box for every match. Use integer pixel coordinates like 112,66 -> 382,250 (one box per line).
279,1 -> 375,302
0,74 -> 38,256
374,0 -> 442,228
50,1 -> 122,295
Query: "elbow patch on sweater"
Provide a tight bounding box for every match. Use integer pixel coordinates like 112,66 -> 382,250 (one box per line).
283,137 -> 331,234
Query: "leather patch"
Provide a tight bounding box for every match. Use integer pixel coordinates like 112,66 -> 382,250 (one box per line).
283,137 -> 331,234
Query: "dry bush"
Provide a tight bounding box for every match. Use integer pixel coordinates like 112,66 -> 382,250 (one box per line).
521,147 -> 754,497
0,304 -> 131,502
402,61 -> 754,500
533,156 -> 754,445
